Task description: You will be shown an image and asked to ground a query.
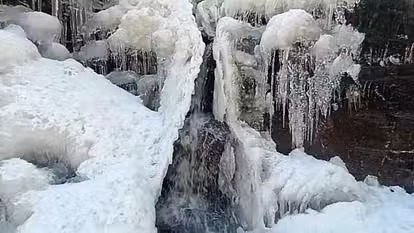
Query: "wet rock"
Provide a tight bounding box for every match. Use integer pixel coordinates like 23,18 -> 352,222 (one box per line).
156,116 -> 238,233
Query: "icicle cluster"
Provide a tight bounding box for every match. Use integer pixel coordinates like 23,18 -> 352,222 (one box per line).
261,9 -> 364,148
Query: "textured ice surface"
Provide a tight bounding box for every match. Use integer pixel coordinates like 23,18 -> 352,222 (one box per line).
0,0 -> 204,231
227,123 -> 362,230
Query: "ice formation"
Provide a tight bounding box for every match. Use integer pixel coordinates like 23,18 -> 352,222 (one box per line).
260,10 -> 364,147
195,0 -> 359,37
249,185 -> 414,233
212,16 -> 363,231
0,0 -> 204,232
1,1 -> 414,233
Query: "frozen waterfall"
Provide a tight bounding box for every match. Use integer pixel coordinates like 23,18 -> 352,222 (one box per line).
0,0 -> 414,233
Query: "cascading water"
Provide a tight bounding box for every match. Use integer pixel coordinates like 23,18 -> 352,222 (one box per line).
155,43 -> 238,233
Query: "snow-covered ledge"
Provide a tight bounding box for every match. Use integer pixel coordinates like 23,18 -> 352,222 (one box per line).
0,0 -> 204,232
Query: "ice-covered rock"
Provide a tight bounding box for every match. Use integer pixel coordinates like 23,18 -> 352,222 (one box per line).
11,11 -> 61,44
39,42 -> 71,61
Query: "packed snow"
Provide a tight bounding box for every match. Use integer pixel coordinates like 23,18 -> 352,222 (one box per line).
0,0 -> 204,232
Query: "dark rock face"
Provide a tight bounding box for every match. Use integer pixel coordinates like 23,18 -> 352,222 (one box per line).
350,0 -> 414,65
273,65 -> 414,192
313,65 -> 414,193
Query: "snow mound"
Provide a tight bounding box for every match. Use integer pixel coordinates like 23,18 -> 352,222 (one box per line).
0,30 -> 40,71
261,9 -> 321,51
11,11 -> 61,44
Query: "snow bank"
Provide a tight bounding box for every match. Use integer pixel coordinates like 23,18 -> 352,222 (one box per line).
0,0 -> 204,231
0,30 -> 40,72
261,9 -> 321,51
